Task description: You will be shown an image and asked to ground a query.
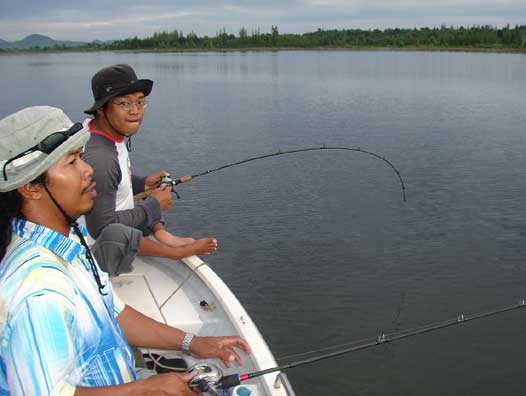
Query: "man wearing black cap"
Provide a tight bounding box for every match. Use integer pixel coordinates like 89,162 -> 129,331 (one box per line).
82,64 -> 217,275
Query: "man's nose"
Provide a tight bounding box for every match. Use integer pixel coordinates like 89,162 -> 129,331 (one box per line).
80,157 -> 93,179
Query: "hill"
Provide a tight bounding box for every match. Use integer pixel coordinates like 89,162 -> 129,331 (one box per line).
0,34 -> 88,50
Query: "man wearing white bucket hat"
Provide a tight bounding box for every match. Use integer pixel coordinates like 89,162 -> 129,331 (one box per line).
0,106 -> 250,395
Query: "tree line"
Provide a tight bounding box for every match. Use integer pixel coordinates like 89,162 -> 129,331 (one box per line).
8,25 -> 526,52
89,25 -> 526,51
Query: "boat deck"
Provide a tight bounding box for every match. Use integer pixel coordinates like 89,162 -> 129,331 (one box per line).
112,255 -> 293,396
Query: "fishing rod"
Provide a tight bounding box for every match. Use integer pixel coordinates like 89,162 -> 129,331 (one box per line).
134,146 -> 407,202
187,299 -> 526,394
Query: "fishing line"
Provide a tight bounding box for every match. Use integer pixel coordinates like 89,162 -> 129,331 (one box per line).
134,146 -> 407,202
275,303 -> 516,362
212,299 -> 526,388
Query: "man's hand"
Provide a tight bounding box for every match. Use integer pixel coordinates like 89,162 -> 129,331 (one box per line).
145,170 -> 171,190
150,184 -> 172,211
140,372 -> 197,396
189,336 -> 252,368
75,372 -> 197,395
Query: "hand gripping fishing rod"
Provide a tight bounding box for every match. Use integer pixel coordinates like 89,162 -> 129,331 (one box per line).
133,146 -> 407,202
187,299 -> 526,394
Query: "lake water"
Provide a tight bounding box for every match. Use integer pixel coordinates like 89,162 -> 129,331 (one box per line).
2,50 -> 526,395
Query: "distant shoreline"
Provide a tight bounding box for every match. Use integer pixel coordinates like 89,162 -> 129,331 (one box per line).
2,46 -> 526,55
4,25 -> 525,54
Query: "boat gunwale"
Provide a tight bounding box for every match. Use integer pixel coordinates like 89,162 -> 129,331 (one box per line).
180,255 -> 290,396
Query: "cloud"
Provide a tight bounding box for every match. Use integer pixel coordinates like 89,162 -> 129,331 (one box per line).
0,0 -> 524,41
0,5 -> 199,40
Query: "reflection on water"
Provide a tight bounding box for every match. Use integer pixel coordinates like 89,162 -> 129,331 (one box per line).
1,50 -> 526,395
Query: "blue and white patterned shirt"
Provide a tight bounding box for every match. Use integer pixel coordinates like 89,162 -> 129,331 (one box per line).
0,218 -> 136,395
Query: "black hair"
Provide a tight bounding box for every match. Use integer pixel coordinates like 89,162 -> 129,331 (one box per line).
0,173 -> 47,262
0,190 -> 22,262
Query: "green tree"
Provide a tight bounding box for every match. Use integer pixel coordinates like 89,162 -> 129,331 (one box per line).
239,27 -> 248,40
271,25 -> 279,46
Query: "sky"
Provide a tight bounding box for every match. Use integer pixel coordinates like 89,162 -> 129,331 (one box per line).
1,0 -> 525,42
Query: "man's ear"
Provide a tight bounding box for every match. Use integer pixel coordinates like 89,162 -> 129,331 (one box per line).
17,183 -> 44,200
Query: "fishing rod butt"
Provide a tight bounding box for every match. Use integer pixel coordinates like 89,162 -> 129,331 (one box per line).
133,191 -> 150,201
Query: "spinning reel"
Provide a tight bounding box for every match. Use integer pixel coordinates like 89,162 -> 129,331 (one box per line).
187,363 -> 241,395
159,175 -> 182,199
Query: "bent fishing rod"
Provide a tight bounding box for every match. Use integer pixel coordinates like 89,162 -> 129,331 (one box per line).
134,146 -> 406,202
187,299 -> 526,393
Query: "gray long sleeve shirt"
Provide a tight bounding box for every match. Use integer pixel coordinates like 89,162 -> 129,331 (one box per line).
83,124 -> 162,239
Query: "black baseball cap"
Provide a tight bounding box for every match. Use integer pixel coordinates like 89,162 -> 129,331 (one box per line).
84,64 -> 153,115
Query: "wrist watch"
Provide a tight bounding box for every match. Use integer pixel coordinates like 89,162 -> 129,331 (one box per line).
182,332 -> 195,355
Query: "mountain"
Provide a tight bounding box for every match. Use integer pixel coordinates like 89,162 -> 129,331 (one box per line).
0,34 -> 88,50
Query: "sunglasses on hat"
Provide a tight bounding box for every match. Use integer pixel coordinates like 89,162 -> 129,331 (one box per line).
2,123 -> 84,181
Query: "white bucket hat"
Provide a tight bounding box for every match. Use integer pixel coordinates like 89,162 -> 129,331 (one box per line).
0,106 -> 89,192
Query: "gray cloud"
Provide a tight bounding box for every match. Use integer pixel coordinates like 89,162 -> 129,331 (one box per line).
0,0 -> 524,41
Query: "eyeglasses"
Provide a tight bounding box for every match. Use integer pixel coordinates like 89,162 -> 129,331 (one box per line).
110,98 -> 148,112
2,122 -> 84,181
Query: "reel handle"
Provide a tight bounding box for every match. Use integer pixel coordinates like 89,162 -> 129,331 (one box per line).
191,379 -> 210,393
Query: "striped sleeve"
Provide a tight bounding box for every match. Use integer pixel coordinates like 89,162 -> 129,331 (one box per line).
4,290 -> 80,396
